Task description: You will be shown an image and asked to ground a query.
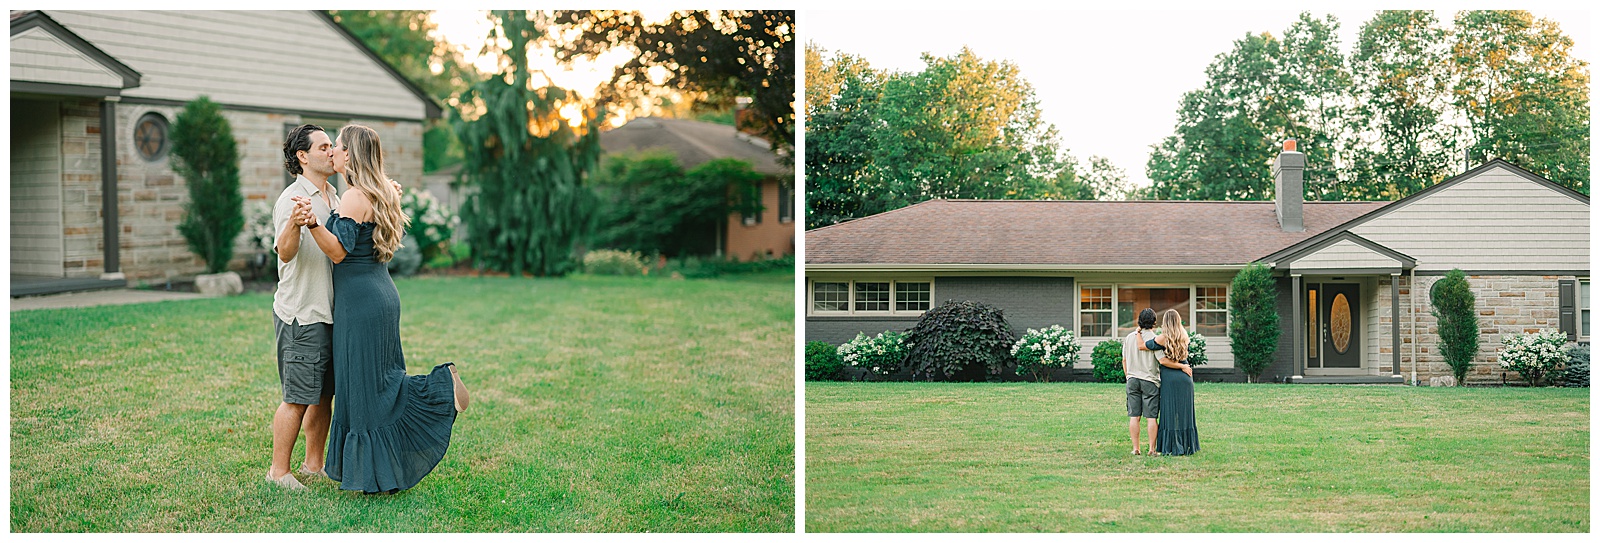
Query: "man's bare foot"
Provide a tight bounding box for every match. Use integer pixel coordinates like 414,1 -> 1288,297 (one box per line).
298,464 -> 327,479
267,471 -> 308,490
449,364 -> 470,413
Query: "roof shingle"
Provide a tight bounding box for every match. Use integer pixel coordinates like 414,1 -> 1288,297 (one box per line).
805,199 -> 1386,266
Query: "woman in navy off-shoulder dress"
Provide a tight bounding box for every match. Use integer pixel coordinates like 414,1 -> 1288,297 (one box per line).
298,124 -> 472,493
1139,308 -> 1199,456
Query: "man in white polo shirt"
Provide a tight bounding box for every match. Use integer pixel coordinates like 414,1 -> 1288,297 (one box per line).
1123,308 -> 1161,456
266,124 -> 339,490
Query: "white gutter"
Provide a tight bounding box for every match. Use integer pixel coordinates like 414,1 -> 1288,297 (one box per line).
1410,267 -> 1418,385
804,263 -> 1251,273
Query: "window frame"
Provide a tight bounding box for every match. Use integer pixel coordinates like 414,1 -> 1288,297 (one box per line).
1076,282 -> 1230,340
809,278 -> 935,317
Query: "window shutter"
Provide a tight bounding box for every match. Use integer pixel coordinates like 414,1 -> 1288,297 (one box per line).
1559,279 -> 1576,341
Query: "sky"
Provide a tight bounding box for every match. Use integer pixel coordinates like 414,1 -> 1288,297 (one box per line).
804,7 -> 1591,190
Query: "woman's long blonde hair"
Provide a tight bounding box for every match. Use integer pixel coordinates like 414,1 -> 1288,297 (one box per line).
339,124 -> 409,263
1161,309 -> 1190,363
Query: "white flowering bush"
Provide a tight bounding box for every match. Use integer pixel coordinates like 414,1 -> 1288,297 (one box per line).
1153,328 -> 1208,367
1499,330 -> 1568,387
838,330 -> 907,378
1010,325 -> 1080,382
246,200 -> 276,254
400,187 -> 459,262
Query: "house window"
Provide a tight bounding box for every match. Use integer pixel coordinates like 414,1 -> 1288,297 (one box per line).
740,181 -> 764,226
1080,286 -> 1113,337
1079,283 -> 1228,338
854,282 -> 890,312
810,279 -> 934,316
1194,286 -> 1229,336
778,181 -> 794,223
812,282 -> 849,312
134,113 -> 169,161
896,282 -> 931,312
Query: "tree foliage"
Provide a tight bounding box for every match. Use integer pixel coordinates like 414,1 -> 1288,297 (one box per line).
805,45 -> 1105,228
326,10 -> 482,172
170,96 -> 244,274
551,10 -> 795,159
589,152 -> 763,258
902,300 -> 1017,381
453,11 -> 604,277
1229,263 -> 1281,382
1149,10 -> 1588,201
1430,269 -> 1480,384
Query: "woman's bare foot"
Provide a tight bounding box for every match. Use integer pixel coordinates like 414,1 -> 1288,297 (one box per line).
449,365 -> 470,413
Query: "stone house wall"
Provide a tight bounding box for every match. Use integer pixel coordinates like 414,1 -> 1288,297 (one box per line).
1380,274 -> 1581,385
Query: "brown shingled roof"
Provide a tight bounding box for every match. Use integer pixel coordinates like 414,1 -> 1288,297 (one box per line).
599,117 -> 788,176
805,199 -> 1386,266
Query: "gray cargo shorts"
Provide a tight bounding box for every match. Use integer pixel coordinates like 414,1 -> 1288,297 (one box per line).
1126,377 -> 1159,418
274,315 -> 334,405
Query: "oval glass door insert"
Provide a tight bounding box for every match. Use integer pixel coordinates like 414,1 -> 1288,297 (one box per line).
1331,293 -> 1351,354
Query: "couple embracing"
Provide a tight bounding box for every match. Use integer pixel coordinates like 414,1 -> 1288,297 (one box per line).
1122,308 -> 1199,456
266,123 -> 471,493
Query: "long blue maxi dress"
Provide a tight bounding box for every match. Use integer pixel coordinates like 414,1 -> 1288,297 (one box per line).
323,212 -> 458,493
1146,338 -> 1199,456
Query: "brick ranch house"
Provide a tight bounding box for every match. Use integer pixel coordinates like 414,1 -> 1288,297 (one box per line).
597,116 -> 795,262
10,10 -> 439,295
805,144 -> 1590,384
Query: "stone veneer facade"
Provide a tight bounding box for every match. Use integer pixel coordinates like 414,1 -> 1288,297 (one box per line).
1377,274 -> 1582,385
53,98 -> 424,282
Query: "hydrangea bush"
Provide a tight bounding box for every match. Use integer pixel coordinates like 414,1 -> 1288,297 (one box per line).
246,200 -> 276,254
838,330 -> 907,378
1011,325 -> 1080,382
1499,330 -> 1569,387
400,187 -> 459,262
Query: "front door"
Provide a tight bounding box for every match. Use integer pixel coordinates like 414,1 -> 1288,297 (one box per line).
1321,283 -> 1361,368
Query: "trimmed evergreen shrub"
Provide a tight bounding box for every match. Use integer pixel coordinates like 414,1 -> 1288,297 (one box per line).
1557,344 -> 1590,388
805,341 -> 845,381
903,300 -> 1016,381
1431,269 -> 1479,384
1090,339 -> 1125,383
1229,263 -> 1280,382
170,96 -> 243,274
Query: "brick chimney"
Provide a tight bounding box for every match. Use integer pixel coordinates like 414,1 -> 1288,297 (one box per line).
1274,139 -> 1304,232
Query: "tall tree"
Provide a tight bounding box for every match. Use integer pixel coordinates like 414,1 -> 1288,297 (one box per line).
551,10 -> 796,160
805,44 -> 880,228
1451,10 -> 1589,193
866,47 -> 1075,214
326,10 -> 482,172
1344,10 -> 1457,200
1146,13 -> 1352,201
1082,156 -> 1134,200
453,10 -> 604,276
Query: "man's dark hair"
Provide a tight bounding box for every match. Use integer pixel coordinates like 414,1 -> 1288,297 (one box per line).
282,124 -> 324,176
1139,308 -> 1157,329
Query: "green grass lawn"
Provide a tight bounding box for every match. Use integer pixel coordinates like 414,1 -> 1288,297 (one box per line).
806,382 -> 1589,532
10,273 -> 794,532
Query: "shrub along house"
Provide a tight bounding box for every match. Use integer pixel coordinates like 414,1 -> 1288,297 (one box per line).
9,10 -> 439,295
805,142 -> 1589,384
598,116 -> 795,262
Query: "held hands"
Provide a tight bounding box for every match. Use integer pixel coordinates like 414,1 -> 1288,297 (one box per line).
289,196 -> 318,228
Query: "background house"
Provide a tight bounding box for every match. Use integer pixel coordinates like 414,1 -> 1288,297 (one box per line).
10,10 -> 439,295
805,145 -> 1588,384
598,116 -> 794,261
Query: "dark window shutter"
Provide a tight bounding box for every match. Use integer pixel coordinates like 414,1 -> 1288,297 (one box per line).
1559,279 -> 1576,340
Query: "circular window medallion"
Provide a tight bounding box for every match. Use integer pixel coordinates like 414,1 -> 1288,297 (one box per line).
1331,293 -> 1352,354
134,113 -> 169,161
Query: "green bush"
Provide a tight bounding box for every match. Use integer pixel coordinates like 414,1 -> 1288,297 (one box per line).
1431,269 -> 1480,384
1556,344 -> 1590,388
663,254 -> 794,278
1090,339 -> 1125,383
1229,262 -> 1280,382
838,331 -> 907,378
170,96 -> 243,274
590,152 -> 764,258
400,187 -> 458,263
903,300 -> 1016,381
805,341 -> 845,381
1498,330 -> 1567,386
581,249 -> 648,276
1010,325 -> 1080,382
386,234 -> 423,277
